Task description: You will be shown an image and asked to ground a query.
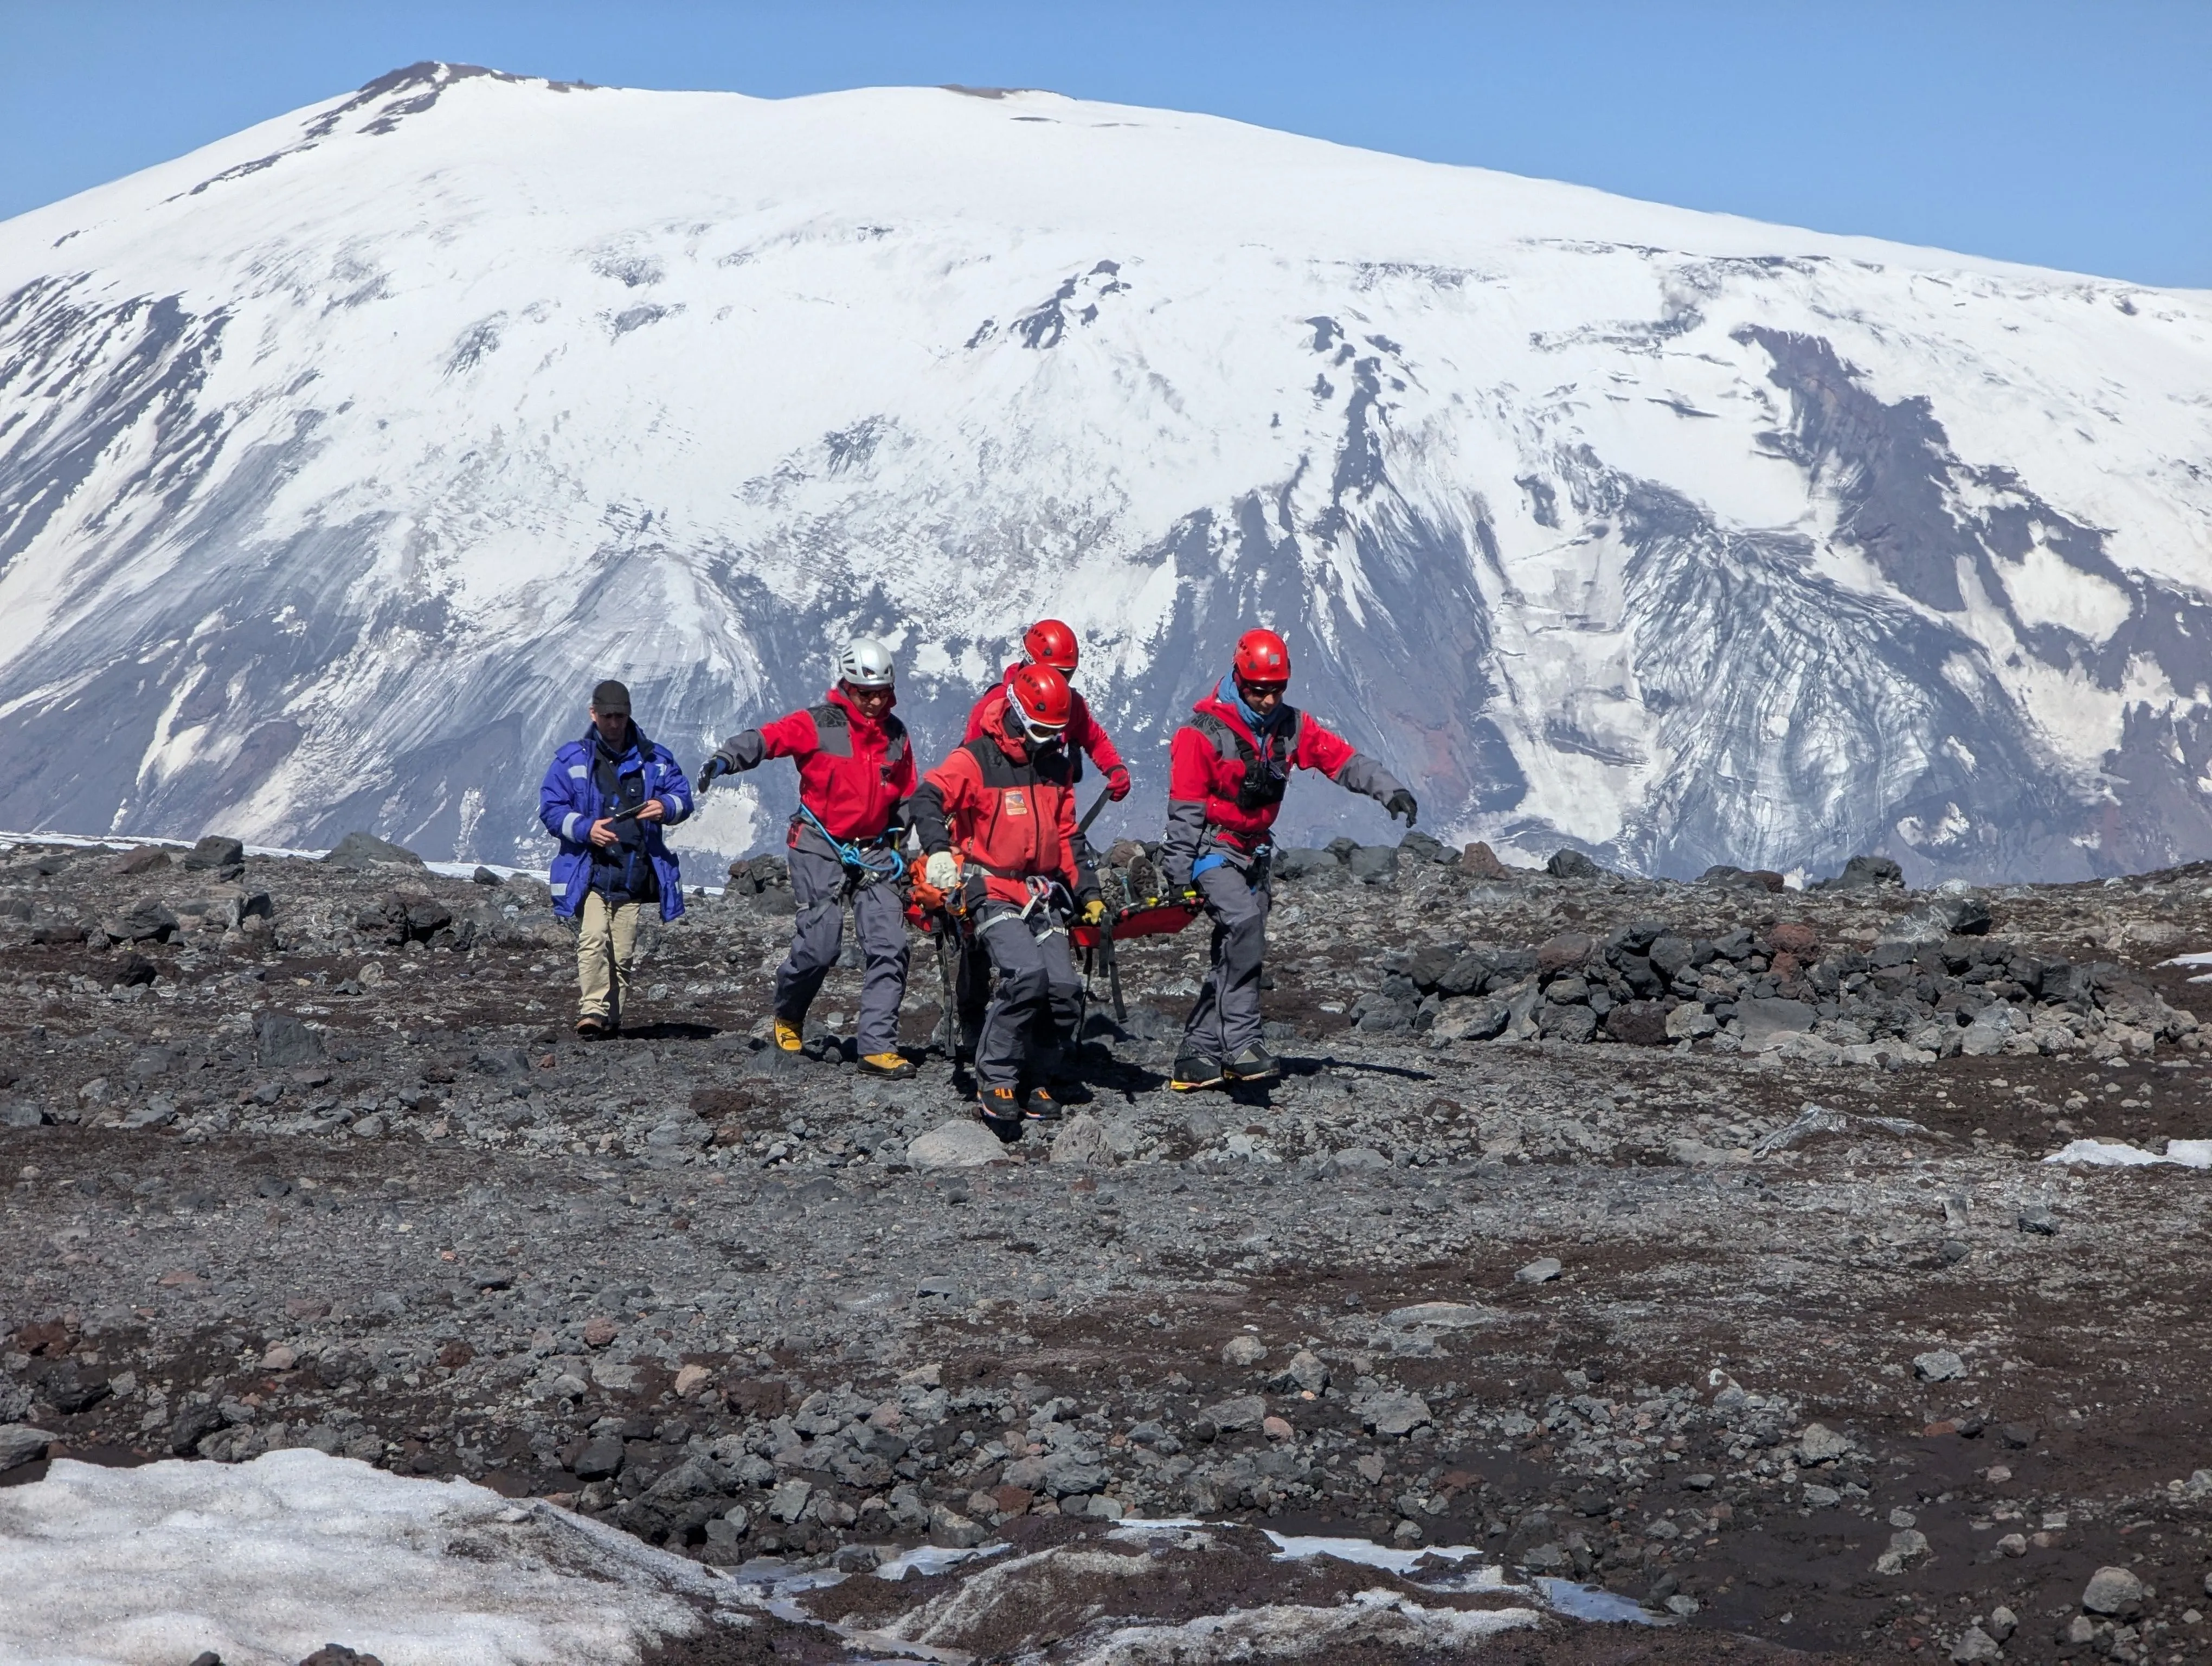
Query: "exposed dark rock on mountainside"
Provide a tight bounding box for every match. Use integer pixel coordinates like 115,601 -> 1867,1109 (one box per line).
9,829 -> 2212,1661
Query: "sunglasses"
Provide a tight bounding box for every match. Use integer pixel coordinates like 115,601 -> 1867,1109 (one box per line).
1240,681 -> 1287,698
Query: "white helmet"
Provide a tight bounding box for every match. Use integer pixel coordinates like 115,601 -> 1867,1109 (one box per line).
836,636 -> 896,689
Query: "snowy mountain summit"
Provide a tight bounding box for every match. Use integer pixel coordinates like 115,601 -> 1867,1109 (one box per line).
3,61 -> 2210,879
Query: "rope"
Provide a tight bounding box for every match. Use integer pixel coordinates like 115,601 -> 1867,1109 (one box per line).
797,805 -> 905,887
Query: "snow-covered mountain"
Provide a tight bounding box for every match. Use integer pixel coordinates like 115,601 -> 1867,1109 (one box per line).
4,62 -> 2210,881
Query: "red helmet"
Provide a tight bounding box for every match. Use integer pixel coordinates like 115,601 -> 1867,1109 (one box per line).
1007,663 -> 1072,738
1233,628 -> 1290,684
1022,618 -> 1080,674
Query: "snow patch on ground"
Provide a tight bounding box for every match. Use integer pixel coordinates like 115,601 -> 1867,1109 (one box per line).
0,1451 -> 737,1666
2044,1137 -> 2212,1168
1071,1587 -> 1541,1664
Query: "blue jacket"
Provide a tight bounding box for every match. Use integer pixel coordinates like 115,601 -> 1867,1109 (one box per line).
538,724 -> 693,922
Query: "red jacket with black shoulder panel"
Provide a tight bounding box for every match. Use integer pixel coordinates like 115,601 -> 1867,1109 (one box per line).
911,704 -> 1098,908
1160,687 -> 1405,885
708,685 -> 914,855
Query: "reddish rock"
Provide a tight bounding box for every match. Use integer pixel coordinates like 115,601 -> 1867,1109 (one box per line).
1603,1001 -> 1671,1046
1537,932 -> 1596,977
1769,921 -> 1821,957
582,1315 -> 618,1348
1462,842 -> 1514,880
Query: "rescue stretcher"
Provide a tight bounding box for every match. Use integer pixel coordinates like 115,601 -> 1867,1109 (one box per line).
901,790 -> 1202,1056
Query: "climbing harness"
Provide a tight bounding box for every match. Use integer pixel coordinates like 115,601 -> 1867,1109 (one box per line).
796,804 -> 904,889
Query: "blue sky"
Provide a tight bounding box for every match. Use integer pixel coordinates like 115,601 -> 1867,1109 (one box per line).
4,0 -> 2207,286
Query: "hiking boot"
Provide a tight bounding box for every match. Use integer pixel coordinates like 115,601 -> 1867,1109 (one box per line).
771,1018 -> 805,1053
1225,1043 -> 1279,1083
976,1087 -> 1025,1143
858,1052 -> 915,1081
575,1013 -> 610,1039
1023,1085 -> 1063,1122
1170,1050 -> 1226,1092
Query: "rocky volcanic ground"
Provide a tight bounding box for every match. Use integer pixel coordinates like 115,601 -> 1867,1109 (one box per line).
7,828 -> 2212,1665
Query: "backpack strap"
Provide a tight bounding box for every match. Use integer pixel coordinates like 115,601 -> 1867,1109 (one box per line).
1189,711 -> 1250,765
1191,706 -> 1301,763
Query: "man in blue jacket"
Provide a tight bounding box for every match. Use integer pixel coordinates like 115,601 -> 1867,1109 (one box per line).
538,680 -> 693,1036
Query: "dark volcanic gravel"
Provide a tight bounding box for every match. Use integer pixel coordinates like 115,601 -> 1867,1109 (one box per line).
7,830 -> 2212,1663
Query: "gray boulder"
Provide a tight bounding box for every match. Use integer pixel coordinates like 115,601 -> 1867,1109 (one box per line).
255,1011 -> 326,1069
1049,1113 -> 1116,1167
1830,854 -> 1905,889
1346,845 -> 1399,885
1430,997 -> 1509,1043
1199,1395 -> 1268,1432
1545,848 -> 1603,880
1538,1003 -> 1598,1043
1270,847 -> 1339,881
1913,1349 -> 1967,1382
2082,1566 -> 2144,1617
908,1120 -> 1015,1168
0,1424 -> 55,1470
181,835 -> 246,873
1361,1393 -> 1432,1437
1737,997 -> 1815,1049
323,831 -> 426,869
1399,830 -> 1456,866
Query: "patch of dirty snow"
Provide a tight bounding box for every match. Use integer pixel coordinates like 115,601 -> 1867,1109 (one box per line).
0,1450 -> 736,1666
1070,1587 -> 1541,1664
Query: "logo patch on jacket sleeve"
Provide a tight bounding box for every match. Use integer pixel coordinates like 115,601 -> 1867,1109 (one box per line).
1003,789 -> 1029,817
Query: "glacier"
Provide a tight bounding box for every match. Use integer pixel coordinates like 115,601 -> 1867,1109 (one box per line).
2,60 -> 2209,880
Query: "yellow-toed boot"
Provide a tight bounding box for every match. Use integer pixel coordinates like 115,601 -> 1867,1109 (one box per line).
771,1018 -> 804,1053
858,1052 -> 915,1080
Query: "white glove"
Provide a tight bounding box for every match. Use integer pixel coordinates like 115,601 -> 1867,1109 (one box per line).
924,851 -> 959,891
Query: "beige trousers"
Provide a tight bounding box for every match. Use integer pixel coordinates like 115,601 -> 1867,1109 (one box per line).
576,892 -> 642,1024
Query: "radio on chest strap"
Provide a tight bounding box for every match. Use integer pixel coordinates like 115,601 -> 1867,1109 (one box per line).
1192,706 -> 1301,812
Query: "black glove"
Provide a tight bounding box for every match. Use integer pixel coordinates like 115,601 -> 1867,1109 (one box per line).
698,757 -> 730,788
1384,789 -> 1418,827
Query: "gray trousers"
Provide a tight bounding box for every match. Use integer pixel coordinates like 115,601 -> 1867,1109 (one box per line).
774,846 -> 909,1055
973,902 -> 1083,1091
1180,863 -> 1272,1061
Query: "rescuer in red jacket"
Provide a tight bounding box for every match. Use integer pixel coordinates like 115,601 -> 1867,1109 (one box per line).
962,619 -> 1132,803
914,664 -> 1105,1139
1162,628 -> 1416,1091
699,638 -> 917,1079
